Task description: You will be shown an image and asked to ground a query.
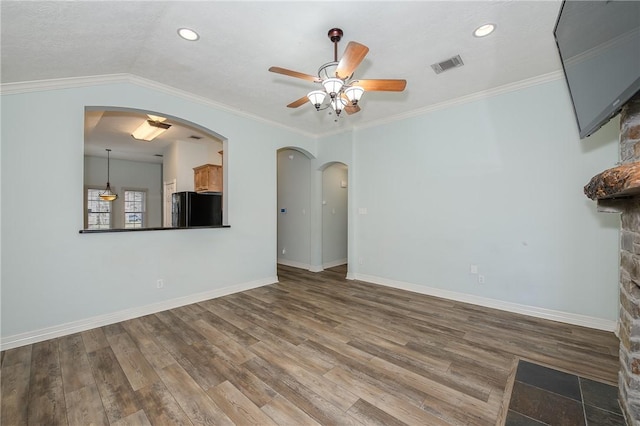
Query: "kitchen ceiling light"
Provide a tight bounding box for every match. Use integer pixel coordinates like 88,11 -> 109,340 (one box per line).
99,149 -> 118,201
131,116 -> 172,141
473,23 -> 496,37
177,28 -> 199,41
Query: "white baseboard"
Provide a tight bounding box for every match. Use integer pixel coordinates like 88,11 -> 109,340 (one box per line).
351,273 -> 617,332
277,258 -> 325,272
4,271 -> 615,350
277,258 -> 311,270
1,276 -> 277,351
277,258 -> 346,272
323,258 -> 347,269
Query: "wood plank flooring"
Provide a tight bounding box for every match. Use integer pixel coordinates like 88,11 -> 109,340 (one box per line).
1,265 -> 619,425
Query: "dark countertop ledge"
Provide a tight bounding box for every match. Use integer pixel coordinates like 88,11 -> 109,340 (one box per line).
79,225 -> 230,234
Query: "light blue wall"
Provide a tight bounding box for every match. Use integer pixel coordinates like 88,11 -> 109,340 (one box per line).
84,156 -> 163,228
0,76 -> 621,345
1,82 -> 314,340
351,79 -> 620,320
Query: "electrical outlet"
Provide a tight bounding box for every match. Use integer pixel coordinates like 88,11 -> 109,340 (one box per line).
157,279 -> 164,289
282,248 -> 286,255
478,275 -> 485,284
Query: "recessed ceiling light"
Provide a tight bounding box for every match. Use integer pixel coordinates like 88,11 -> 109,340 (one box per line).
473,23 -> 496,38
177,28 -> 199,41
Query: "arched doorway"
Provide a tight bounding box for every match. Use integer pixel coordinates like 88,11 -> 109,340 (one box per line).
276,149 -> 349,276
321,162 -> 348,275
276,148 -> 313,269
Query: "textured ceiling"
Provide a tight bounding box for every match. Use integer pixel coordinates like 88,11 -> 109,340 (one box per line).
1,1 -> 564,137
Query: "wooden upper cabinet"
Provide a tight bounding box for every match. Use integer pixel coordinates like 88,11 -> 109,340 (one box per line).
193,164 -> 222,193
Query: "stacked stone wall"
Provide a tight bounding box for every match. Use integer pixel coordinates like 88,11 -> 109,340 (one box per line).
618,93 -> 640,425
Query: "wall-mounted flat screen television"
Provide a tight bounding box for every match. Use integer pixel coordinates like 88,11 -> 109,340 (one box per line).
553,0 -> 640,139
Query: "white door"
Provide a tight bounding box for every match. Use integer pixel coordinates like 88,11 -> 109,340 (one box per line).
163,179 -> 176,227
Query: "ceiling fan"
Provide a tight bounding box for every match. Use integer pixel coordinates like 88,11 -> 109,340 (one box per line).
269,28 -> 407,121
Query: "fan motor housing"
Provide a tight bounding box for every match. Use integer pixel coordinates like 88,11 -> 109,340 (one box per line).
328,28 -> 343,42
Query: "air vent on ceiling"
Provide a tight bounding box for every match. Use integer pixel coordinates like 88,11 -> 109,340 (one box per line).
431,55 -> 464,74
189,135 -> 203,140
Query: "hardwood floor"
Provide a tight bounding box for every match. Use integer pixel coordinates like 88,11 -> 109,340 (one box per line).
1,265 -> 619,425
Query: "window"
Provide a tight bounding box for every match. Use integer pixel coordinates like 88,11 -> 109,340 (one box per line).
86,188 -> 112,229
124,189 -> 146,229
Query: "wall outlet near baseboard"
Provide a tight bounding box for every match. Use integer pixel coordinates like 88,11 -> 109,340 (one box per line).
478,275 -> 485,284
157,279 -> 164,289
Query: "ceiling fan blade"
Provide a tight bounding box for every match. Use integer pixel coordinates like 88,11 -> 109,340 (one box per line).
344,104 -> 361,115
335,42 -> 369,79
352,79 -> 407,91
287,96 -> 309,108
269,66 -> 321,83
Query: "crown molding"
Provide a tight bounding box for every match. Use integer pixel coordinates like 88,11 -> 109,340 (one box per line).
1,70 -> 564,139
351,70 -> 565,133
0,73 -> 137,95
0,73 -> 317,139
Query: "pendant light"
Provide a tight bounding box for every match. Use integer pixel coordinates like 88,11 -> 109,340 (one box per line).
99,149 -> 118,201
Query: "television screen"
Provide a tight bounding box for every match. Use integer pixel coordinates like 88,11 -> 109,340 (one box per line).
554,0 -> 640,138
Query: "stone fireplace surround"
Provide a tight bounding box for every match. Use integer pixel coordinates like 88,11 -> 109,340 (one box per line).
584,93 -> 640,425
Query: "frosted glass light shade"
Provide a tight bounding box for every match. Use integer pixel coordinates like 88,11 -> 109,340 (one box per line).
307,90 -> 326,110
331,98 -> 346,114
322,78 -> 344,97
344,86 -> 365,104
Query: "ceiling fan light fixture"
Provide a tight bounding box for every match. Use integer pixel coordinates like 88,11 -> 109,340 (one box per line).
344,86 -> 365,105
322,78 -> 344,98
307,90 -> 326,110
268,28 -> 407,123
131,119 -> 172,141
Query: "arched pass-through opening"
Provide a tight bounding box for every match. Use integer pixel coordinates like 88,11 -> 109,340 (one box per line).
83,106 -> 228,231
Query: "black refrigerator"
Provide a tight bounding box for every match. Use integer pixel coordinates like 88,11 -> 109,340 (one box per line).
172,191 -> 222,227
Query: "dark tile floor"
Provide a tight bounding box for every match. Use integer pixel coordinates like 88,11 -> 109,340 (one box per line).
506,360 -> 625,426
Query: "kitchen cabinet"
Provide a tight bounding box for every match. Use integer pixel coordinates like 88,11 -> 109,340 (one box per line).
194,164 -> 222,193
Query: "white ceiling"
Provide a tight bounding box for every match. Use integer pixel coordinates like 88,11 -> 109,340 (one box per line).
84,109 -> 222,163
1,1 -> 565,138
